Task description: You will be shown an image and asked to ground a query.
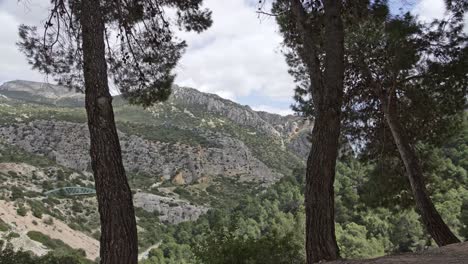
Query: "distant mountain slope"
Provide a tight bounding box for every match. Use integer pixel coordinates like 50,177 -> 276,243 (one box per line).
0,78 -> 311,213
0,80 -> 313,257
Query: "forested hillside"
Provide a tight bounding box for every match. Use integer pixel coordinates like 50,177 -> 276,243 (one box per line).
139,117 -> 468,263
0,81 -> 466,263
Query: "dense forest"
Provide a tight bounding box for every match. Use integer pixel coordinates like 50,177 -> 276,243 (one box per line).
135,117 -> 468,264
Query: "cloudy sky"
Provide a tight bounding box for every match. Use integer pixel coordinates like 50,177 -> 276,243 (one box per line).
0,0 -> 462,115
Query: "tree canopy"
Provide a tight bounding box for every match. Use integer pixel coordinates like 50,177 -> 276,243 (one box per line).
18,0 -> 212,106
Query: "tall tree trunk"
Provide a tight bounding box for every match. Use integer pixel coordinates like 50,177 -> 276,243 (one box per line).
382,90 -> 460,247
80,0 -> 138,263
305,112 -> 341,263
302,0 -> 344,262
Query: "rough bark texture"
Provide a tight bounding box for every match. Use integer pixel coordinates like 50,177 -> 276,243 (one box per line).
289,0 -> 344,262
80,0 -> 139,263
382,90 -> 460,247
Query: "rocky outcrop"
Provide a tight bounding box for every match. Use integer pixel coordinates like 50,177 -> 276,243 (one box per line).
171,86 -> 284,139
0,120 -> 282,184
0,80 -> 311,181
170,86 -> 313,157
0,80 -> 79,99
0,80 -> 84,107
0,80 -> 313,158
133,192 -> 208,224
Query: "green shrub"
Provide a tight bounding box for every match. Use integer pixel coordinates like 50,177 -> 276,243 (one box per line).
0,242 -> 89,264
26,231 -> 89,261
31,207 -> 43,219
71,202 -> 83,213
91,230 -> 101,240
11,186 -> 24,201
174,187 -> 191,198
7,232 -> 20,239
43,197 -> 60,205
0,219 -> 9,232
24,190 -> 42,198
16,204 -> 27,216
7,171 -> 18,178
27,231 -> 63,250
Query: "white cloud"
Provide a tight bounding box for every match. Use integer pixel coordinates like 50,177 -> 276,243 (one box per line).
412,0 -> 468,31
174,0 -> 295,102
251,105 -> 294,116
0,11 -> 42,83
0,0 -> 295,114
412,0 -> 446,22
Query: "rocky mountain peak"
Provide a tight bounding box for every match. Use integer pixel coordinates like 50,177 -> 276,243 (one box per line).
0,80 -> 83,99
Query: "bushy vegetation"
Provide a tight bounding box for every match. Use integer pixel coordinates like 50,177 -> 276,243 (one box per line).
26,231 -> 87,259
0,243 -> 91,264
139,120 -> 468,263
0,220 -> 9,233
16,204 -> 27,217
117,122 -> 217,148
0,143 -> 53,169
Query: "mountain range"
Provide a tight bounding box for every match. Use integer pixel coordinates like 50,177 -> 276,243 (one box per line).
0,80 -> 312,260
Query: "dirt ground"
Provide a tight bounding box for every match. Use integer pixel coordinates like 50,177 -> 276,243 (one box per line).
328,242 -> 468,264
0,200 -> 99,260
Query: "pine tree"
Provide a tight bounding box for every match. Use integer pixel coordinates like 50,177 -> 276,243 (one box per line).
17,1 -> 211,263
343,2 -> 466,246
267,0 -> 355,261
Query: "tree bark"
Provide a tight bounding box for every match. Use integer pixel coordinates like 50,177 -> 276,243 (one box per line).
80,0 -> 139,263
290,0 -> 344,262
382,90 -> 460,247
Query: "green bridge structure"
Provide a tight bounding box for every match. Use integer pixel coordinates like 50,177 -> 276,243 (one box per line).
44,187 -> 96,197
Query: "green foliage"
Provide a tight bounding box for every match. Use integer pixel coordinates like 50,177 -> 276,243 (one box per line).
28,200 -> 46,219
7,232 -> 20,239
460,199 -> 468,240
136,208 -> 164,250
195,229 -> 304,264
26,231 -> 88,260
388,210 -> 427,252
0,219 -> 9,232
150,175 -> 307,264
16,204 -> 27,217
10,186 -> 24,201
173,187 -> 191,200
143,125 -> 468,263
336,223 -> 385,259
118,122 -> 216,147
32,208 -> 43,219
0,243 -> 91,264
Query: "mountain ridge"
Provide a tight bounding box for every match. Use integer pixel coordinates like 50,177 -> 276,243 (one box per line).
0,80 -> 313,158
0,79 -> 313,259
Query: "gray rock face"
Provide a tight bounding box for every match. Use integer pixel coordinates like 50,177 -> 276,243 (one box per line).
0,80 -> 85,106
256,111 -> 313,158
0,80 -> 313,158
171,86 -> 283,138
0,80 -> 77,99
133,192 -> 208,224
0,120 -> 282,184
171,86 -> 313,140
171,86 -> 313,156
0,80 -> 313,222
